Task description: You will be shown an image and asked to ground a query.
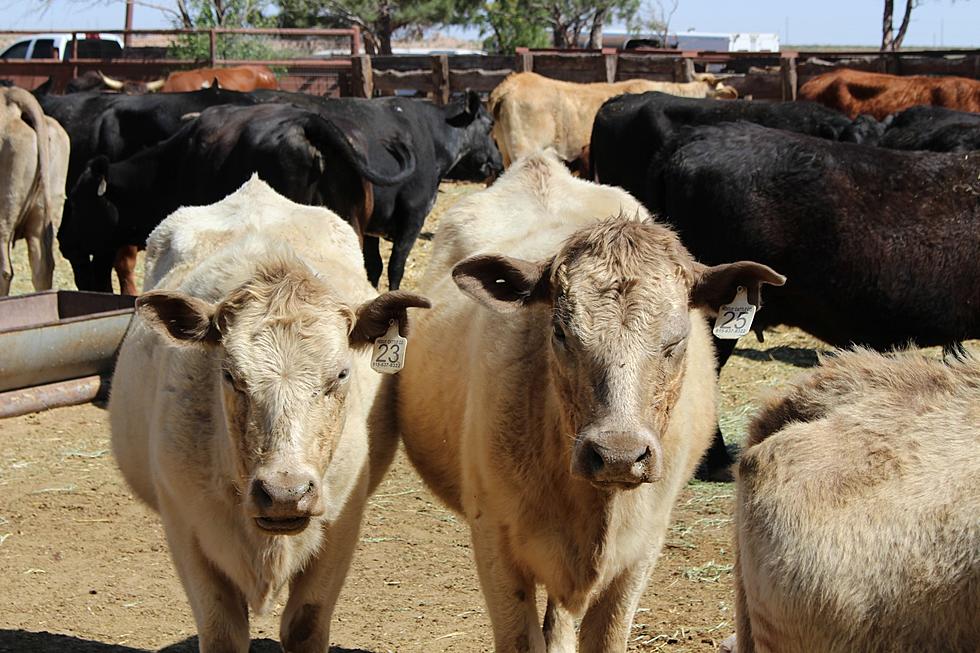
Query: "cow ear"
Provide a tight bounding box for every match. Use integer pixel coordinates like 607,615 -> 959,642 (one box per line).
350,291 -> 432,347
446,90 -> 480,127
689,261 -> 785,315
452,254 -> 551,313
137,291 -> 222,346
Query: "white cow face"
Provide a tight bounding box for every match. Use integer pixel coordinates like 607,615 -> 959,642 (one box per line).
452,218 -> 783,488
138,257 -> 429,535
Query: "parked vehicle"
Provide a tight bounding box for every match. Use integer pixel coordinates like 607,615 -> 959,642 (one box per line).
0,33 -> 123,61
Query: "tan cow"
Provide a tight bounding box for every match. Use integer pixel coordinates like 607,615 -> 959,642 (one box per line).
488,71 -> 738,172
388,152 -> 782,652
728,348 -> 980,653
109,176 -> 429,653
0,87 -> 69,295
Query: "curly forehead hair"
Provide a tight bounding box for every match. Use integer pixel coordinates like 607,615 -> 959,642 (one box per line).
551,215 -> 694,291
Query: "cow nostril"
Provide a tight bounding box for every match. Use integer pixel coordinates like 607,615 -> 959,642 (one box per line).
585,442 -> 605,476
635,447 -> 651,464
251,480 -> 274,509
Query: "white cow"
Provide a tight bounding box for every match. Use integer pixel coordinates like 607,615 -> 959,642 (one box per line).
0,87 -> 69,294
109,176 -> 429,652
727,348 -> 980,653
387,152 -> 783,652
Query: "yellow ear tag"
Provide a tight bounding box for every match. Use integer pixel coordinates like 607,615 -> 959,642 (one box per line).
712,286 -> 756,339
371,321 -> 407,374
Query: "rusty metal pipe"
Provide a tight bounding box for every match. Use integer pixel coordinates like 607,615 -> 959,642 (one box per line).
0,375 -> 109,419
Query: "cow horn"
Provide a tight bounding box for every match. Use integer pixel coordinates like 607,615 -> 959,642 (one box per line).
99,71 -> 124,90
145,78 -> 165,92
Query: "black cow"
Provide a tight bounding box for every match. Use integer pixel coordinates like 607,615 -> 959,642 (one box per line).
647,121 -> 979,480
590,92 -> 882,196
253,89 -> 502,290
66,102 -> 414,294
877,105 -> 980,152
35,86 -> 259,290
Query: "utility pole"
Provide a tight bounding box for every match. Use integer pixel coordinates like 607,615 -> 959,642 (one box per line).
124,0 -> 134,47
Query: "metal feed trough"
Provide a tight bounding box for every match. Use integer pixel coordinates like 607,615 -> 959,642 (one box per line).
0,291 -> 135,418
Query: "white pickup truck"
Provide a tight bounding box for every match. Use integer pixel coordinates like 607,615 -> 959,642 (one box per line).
0,33 -> 124,61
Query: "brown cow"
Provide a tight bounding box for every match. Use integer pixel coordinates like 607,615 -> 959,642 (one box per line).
162,64 -> 278,93
726,348 -> 980,653
489,71 -> 738,173
799,68 -> 980,120
389,152 -> 783,652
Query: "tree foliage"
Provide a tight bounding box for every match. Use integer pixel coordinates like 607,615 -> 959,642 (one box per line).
276,0 -> 481,55
479,0 -> 549,53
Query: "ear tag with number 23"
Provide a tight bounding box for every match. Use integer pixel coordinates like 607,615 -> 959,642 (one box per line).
712,286 -> 756,339
372,321 -> 407,374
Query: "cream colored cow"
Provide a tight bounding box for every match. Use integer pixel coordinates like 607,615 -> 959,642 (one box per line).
0,87 -> 69,294
727,348 -> 980,653
109,176 -> 429,653
488,71 -> 737,173
387,152 -> 783,652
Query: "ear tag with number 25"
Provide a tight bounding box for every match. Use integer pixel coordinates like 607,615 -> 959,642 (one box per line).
712,286 -> 756,339
372,321 -> 407,374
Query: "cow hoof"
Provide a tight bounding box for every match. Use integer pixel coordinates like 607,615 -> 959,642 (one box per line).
719,633 -> 737,653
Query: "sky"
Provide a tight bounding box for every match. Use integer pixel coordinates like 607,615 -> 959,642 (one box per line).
0,0 -> 978,48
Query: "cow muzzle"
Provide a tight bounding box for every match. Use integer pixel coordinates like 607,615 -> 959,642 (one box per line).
572,429 -> 663,487
248,469 -> 323,535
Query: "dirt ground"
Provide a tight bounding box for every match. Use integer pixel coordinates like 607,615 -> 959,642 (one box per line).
1,182 -> 976,653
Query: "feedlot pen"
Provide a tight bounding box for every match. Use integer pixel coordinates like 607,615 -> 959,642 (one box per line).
1,182 -> 977,652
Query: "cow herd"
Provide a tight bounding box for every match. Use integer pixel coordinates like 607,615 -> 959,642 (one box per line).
1,65 -> 979,652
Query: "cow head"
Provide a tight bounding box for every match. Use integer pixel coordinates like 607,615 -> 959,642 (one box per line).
444,90 -> 503,181
65,156 -> 119,263
453,218 -> 783,488
137,256 -> 430,535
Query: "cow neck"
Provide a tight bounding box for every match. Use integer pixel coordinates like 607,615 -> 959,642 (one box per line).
429,106 -> 466,178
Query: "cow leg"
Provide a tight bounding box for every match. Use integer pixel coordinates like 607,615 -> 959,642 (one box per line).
280,481 -> 364,653
696,335 -> 740,482
158,495 -> 250,653
543,598 -> 576,652
386,214 -> 425,292
25,217 -> 55,291
363,236 -> 383,288
89,252 -> 115,293
114,245 -> 139,295
0,235 -> 13,296
577,557 -> 652,653
471,519 -> 546,653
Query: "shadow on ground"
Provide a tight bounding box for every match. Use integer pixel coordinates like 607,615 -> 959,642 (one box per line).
733,345 -> 820,367
0,631 -> 373,653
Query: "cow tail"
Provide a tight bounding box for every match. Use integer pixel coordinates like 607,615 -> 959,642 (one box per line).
5,88 -> 50,230
305,114 -> 415,186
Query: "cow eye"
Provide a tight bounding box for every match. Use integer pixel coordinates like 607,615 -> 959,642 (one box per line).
222,369 -> 243,391
552,322 -> 566,345
663,338 -> 686,358
337,368 -> 350,383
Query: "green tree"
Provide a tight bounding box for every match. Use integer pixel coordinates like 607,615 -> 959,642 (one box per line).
534,0 -> 642,49
167,0 -> 283,61
480,0 -> 549,53
276,0 -> 480,55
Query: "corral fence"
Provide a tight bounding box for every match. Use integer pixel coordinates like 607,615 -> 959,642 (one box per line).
0,27 -> 360,95
356,47 -> 980,103
1,30 -> 978,102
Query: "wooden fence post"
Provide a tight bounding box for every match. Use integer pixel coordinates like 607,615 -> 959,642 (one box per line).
431,54 -> 450,104
208,29 -> 217,67
780,55 -> 797,101
672,57 -> 694,82
603,48 -> 618,82
516,48 -> 533,73
351,54 -> 373,98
